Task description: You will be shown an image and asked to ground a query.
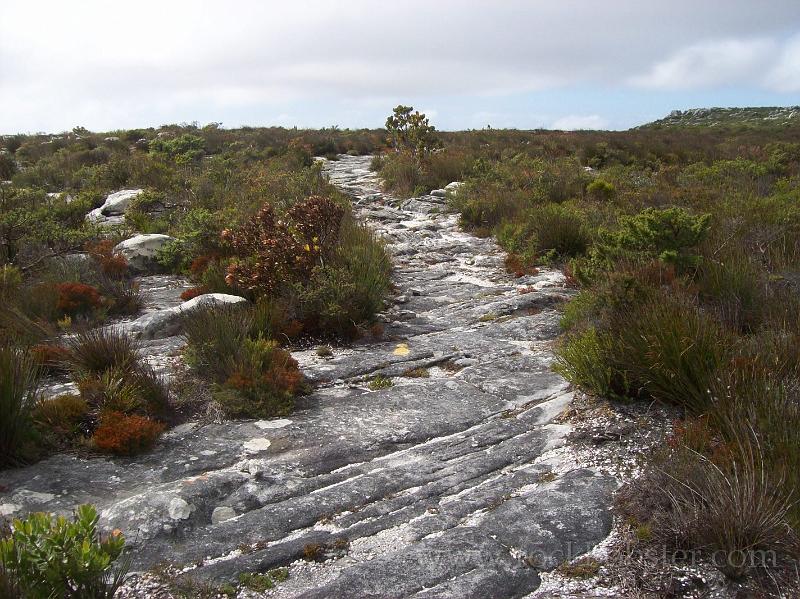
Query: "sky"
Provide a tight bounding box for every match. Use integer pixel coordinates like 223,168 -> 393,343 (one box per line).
1,1 -> 799,133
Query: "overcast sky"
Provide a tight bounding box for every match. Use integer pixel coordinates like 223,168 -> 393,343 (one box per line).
2,1 -> 799,133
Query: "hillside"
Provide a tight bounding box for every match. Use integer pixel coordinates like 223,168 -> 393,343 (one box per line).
638,106 -> 800,129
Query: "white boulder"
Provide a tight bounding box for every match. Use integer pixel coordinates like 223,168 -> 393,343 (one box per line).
444,181 -> 463,194
114,234 -> 174,272
100,189 -> 143,216
430,188 -> 447,198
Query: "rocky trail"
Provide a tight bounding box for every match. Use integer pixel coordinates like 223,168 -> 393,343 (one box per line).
1,155 -> 623,598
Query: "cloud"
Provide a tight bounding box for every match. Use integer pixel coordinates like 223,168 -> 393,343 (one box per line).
765,34 -> 800,92
551,115 -> 609,130
1,1 -> 800,131
629,38 -> 776,89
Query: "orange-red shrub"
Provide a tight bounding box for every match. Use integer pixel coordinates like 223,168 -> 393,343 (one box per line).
180,286 -> 208,301
189,255 -> 215,276
86,240 -> 128,278
56,282 -> 103,316
92,411 -> 165,456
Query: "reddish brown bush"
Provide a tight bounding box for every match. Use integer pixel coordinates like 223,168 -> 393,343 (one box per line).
56,282 -> 103,316
86,240 -> 128,278
92,411 -> 165,456
180,286 -> 208,301
223,196 -> 345,297
30,343 -> 71,373
189,255 -> 215,276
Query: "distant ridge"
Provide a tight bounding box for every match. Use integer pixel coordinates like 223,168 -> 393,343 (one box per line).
636,106 -> 800,129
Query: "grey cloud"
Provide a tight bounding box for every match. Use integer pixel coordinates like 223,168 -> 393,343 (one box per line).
2,0 -> 799,131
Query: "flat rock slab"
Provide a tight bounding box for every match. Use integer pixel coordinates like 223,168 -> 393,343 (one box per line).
1,155 -> 617,598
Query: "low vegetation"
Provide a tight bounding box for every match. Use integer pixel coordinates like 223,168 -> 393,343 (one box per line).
0,504 -> 129,598
0,123 -> 392,469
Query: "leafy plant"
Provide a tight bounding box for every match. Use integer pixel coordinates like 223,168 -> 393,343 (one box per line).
0,504 -> 128,598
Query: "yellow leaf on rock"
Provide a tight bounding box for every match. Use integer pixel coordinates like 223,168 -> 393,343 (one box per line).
393,343 -> 410,356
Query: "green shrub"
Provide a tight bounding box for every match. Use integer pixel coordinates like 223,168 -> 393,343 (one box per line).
0,504 -> 128,598
65,328 -> 139,377
213,338 -> 302,418
614,296 -> 731,411
0,344 -> 40,467
368,375 -> 394,390
65,329 -> 169,419
182,303 -> 253,382
32,394 -> 89,447
554,328 -> 618,398
696,253 -> 766,332
586,178 -> 616,200
574,207 -> 711,283
378,151 -> 424,197
525,203 -> 590,261
184,305 -> 303,418
557,291 -> 731,412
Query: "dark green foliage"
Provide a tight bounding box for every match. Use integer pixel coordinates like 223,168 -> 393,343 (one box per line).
0,504 -> 128,598
182,303 -> 253,382
0,344 -> 40,467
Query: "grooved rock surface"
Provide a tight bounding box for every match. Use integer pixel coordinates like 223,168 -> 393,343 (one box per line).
0,155 -> 617,597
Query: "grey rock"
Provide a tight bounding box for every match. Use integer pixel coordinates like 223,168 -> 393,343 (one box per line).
168,497 -> 191,520
2,155 -> 618,599
444,181 -> 463,194
211,506 -> 236,524
113,234 -> 174,273
430,188 -> 447,197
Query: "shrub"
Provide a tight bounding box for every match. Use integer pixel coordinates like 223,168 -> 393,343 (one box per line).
613,296 -> 731,411
554,328 -> 618,398
385,105 -> 442,160
0,504 -> 128,599
32,394 -> 89,445
625,444 -> 798,579
0,344 -> 40,467
86,240 -> 128,279
65,328 -> 139,378
223,196 -> 346,297
183,303 -> 253,381
215,337 -> 302,418
696,253 -> 766,332
557,292 -> 731,412
604,207 -> 710,269
586,178 -> 616,200
92,411 -> 165,455
56,282 -> 104,317
96,276 -> 143,316
368,375 -> 393,390
180,286 -> 208,301
378,151 -> 424,197
573,207 -> 711,284
0,265 -> 22,298
30,343 -> 70,374
525,203 -> 590,261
